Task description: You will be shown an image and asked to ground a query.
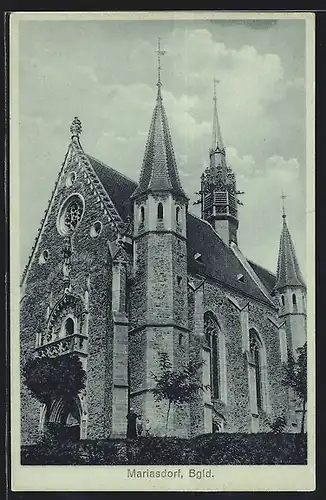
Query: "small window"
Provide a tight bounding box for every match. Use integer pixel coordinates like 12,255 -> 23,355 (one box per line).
157,203 -> 164,220
39,250 -> 49,264
194,252 -> 203,263
292,294 -> 297,306
65,317 -> 74,336
66,172 -> 77,187
176,206 -> 180,224
90,221 -> 102,238
140,206 -> 145,224
179,333 -> 183,346
177,276 -> 182,286
281,295 -> 285,307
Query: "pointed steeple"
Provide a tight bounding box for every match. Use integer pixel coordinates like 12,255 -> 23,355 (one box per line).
198,79 -> 240,245
131,39 -> 187,200
274,195 -> 305,290
211,78 -> 225,155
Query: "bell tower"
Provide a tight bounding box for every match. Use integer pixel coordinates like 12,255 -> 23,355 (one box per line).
129,39 -> 189,436
197,79 -> 243,245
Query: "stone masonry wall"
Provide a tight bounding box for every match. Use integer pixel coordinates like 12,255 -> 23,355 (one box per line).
20,150 -> 116,443
187,276 -> 289,434
129,227 -> 190,436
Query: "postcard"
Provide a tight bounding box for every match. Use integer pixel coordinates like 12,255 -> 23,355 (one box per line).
10,10 -> 315,491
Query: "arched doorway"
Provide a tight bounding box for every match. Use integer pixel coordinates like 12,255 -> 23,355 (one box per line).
45,397 -> 81,441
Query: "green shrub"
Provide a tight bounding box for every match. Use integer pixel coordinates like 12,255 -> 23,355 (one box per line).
21,433 -> 307,466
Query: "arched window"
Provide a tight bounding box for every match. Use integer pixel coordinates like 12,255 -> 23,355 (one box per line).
292,293 -> 297,306
157,203 -> 164,220
204,313 -> 220,400
176,206 -> 180,224
140,206 -> 145,224
65,317 -> 75,336
281,295 -> 285,307
249,329 -> 263,411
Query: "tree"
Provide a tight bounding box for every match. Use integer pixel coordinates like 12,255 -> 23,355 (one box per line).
152,351 -> 209,436
22,354 -> 86,406
283,342 -> 307,434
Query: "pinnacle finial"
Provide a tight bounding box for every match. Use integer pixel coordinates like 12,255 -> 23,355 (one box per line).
211,78 -> 224,153
281,192 -> 287,219
70,117 -> 82,138
155,37 -> 166,101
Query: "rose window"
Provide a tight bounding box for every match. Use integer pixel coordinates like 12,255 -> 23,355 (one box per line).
64,201 -> 83,231
57,194 -> 84,236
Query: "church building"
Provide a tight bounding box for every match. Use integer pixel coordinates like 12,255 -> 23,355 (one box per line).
20,43 -> 306,444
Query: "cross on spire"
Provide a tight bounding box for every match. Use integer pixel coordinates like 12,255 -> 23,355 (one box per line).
281,192 -> 287,219
155,37 -> 166,100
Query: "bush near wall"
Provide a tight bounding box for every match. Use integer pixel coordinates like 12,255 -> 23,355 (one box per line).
21,433 -> 307,465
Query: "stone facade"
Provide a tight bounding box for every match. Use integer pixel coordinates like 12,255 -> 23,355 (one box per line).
20,94 -> 306,443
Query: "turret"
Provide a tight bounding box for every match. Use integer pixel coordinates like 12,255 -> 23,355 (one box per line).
129,38 -> 189,437
274,195 -> 306,354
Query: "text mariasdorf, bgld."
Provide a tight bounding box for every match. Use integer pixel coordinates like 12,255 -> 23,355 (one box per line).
127,468 -> 214,479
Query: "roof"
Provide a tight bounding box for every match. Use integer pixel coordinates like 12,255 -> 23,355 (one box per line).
84,157 -> 275,304
131,95 -> 187,200
274,216 -> 306,290
87,155 -> 137,221
248,261 -> 276,294
187,213 -> 274,304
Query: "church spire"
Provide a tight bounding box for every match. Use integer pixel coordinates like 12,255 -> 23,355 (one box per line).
197,79 -> 240,245
211,78 -> 225,155
131,38 -> 187,200
275,195 -> 305,290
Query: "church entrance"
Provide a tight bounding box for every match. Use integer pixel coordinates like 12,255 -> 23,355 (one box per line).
44,397 -> 81,442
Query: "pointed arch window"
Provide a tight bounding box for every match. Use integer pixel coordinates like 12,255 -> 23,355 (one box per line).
204,313 -> 220,400
65,317 -> 75,336
249,329 -> 263,412
292,293 -> 297,306
176,206 -> 180,224
157,203 -> 164,220
140,206 -> 145,224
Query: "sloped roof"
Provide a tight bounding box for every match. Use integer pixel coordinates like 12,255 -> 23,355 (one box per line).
87,155 -> 137,221
248,261 -> 276,294
131,95 -> 187,200
274,217 -> 306,290
84,157 -> 275,304
187,213 -> 274,304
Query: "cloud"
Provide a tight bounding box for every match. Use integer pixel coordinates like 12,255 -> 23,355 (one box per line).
18,21 -> 306,275
209,19 -> 278,30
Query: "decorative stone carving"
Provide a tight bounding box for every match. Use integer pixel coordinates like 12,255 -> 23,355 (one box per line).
35,333 -> 88,358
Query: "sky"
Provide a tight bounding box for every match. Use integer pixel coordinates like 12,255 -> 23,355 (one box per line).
18,16 -> 307,276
